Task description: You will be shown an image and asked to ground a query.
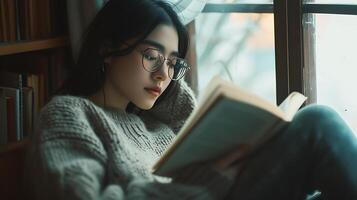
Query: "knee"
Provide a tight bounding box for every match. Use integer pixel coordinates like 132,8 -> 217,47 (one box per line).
287,105 -> 356,150
291,104 -> 355,141
293,104 -> 341,126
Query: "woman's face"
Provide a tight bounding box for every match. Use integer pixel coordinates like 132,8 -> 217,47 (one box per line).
104,24 -> 179,110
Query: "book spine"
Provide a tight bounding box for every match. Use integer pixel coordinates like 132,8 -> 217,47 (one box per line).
15,0 -> 21,40
0,71 -> 23,141
17,0 -> 29,40
7,0 -> 17,41
0,0 -> 8,42
6,96 -> 17,143
0,92 -> 8,145
13,88 -> 21,141
22,87 -> 34,138
18,74 -> 23,140
29,74 -> 39,125
0,1 -> 3,42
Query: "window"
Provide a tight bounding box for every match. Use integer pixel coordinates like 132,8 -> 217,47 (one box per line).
195,1 -> 276,104
207,0 -> 273,3
308,0 -> 357,4
191,1 -> 357,131
302,1 -> 357,131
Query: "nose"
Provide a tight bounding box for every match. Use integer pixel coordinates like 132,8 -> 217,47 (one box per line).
152,59 -> 169,81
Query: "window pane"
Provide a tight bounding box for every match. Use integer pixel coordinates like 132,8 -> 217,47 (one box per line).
195,13 -> 276,104
208,0 -> 273,3
304,0 -> 357,4
310,14 -> 357,132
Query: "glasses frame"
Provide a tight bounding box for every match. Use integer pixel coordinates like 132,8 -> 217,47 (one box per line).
104,45 -> 191,81
139,47 -> 191,81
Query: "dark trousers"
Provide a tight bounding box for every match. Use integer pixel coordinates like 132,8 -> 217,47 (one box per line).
226,105 -> 357,200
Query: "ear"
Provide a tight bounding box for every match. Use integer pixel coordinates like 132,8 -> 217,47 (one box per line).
99,47 -> 111,65
99,40 -> 113,64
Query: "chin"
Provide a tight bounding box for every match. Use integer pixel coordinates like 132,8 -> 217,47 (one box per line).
135,101 -> 155,110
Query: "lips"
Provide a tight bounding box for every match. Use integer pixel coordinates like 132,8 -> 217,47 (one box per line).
145,86 -> 161,97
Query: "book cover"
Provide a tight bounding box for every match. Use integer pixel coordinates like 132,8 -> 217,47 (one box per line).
22,87 -> 34,138
27,74 -> 39,125
0,87 -> 21,142
0,91 -> 8,145
7,0 -> 17,41
6,96 -> 17,143
152,76 -> 307,176
0,0 -> 8,42
0,71 -> 23,139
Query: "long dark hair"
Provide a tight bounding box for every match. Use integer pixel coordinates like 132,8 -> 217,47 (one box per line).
57,0 -> 189,112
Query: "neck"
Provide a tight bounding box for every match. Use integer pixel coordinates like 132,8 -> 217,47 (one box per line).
89,82 -> 129,111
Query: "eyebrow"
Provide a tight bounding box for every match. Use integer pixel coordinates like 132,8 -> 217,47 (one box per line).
141,39 -> 180,57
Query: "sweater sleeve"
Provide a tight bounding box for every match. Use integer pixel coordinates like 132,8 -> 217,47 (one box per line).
25,96 -> 235,200
142,79 -> 197,134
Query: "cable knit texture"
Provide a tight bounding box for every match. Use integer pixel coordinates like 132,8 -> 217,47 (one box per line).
24,80 -> 235,200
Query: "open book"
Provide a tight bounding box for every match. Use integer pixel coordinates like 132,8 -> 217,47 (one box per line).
151,76 -> 307,176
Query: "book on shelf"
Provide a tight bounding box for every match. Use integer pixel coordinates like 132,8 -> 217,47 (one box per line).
0,0 -> 70,148
152,76 -> 307,176
22,87 -> 34,138
0,71 -> 24,138
0,0 -> 68,42
0,54 -> 67,146
0,87 -> 21,143
0,70 -> 36,146
0,0 -> 17,42
26,74 -> 39,127
0,95 -> 6,145
1,52 -> 54,110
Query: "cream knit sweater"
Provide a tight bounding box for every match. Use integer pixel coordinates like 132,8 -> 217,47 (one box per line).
24,80 -> 235,200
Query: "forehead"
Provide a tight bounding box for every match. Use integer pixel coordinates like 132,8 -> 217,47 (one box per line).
143,24 -> 179,53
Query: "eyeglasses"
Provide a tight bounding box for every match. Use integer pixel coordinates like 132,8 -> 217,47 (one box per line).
104,46 -> 191,81
140,48 -> 190,81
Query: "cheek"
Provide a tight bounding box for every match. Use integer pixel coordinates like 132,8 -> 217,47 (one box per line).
110,57 -> 144,79
105,56 -> 151,98
162,79 -> 172,93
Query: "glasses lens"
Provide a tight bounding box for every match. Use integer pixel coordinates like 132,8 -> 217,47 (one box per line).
142,49 -> 163,72
141,48 -> 190,80
168,57 -> 190,80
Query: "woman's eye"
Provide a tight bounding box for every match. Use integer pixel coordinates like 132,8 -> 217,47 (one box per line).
143,54 -> 157,61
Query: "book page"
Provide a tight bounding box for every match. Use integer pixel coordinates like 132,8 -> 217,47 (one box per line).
278,92 -> 307,121
212,76 -> 287,120
152,76 -> 306,175
153,98 -> 284,176
151,86 -> 223,173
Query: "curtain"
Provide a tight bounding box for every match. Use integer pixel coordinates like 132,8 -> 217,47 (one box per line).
66,0 -> 109,60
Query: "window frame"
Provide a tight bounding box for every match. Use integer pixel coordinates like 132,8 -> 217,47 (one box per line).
188,1 -> 357,105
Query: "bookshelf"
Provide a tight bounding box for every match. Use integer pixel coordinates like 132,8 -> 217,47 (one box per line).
0,36 -> 71,146
0,1 -> 71,199
0,36 -> 69,56
0,138 -> 29,200
1,0 -> 70,142
0,138 -> 28,153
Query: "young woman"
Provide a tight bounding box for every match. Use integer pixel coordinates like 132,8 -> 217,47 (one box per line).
24,0 -> 357,199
